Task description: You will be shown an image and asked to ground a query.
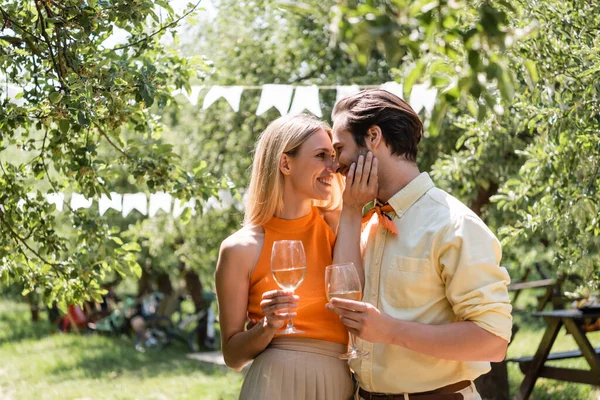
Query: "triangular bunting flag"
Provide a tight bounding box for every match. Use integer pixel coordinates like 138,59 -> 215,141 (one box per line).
203,86 -> 244,112
122,193 -> 148,217
288,86 -> 322,117
71,193 -> 93,211
173,198 -> 196,218
410,83 -> 438,114
149,192 -> 173,217
181,85 -> 204,106
380,81 -> 404,99
335,85 -> 361,104
98,192 -> 123,216
46,193 -> 65,212
256,85 -> 293,116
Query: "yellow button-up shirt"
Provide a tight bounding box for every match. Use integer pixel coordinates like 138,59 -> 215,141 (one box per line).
351,172 -> 512,394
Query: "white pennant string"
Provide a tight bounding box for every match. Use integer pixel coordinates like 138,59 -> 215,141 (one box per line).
173,198 -> 196,218
98,192 -> 123,216
335,85 -> 361,104
255,85 -> 293,116
45,193 -> 65,212
71,193 -> 93,211
149,192 -> 173,217
409,83 -> 438,114
202,86 -> 244,112
181,85 -> 204,106
288,86 -> 322,117
122,193 -> 148,217
380,81 -> 404,99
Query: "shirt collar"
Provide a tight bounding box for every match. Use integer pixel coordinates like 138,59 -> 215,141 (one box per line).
385,172 -> 435,215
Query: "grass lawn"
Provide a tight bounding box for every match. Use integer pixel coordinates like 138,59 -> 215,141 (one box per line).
0,300 -> 243,400
1,291 -> 599,400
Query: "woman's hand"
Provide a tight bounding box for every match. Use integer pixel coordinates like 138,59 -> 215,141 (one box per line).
259,290 -> 299,331
343,152 -> 378,213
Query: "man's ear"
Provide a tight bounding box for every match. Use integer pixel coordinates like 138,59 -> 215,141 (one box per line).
366,125 -> 383,150
279,153 -> 292,175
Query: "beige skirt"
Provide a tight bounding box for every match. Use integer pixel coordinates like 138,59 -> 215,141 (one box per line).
239,337 -> 354,400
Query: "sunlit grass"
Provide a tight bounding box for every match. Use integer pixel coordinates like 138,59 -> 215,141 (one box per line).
0,300 -> 243,400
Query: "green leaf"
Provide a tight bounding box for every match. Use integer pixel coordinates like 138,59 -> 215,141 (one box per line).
524,60 -> 539,83
129,261 -> 142,278
58,119 -> 70,134
49,91 -> 63,104
121,242 -> 141,252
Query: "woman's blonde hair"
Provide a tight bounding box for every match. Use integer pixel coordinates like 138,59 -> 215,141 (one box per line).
244,114 -> 343,226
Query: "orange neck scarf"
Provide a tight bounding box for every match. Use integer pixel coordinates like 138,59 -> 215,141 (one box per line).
362,203 -> 398,235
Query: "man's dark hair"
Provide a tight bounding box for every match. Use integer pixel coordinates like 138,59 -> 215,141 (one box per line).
332,89 -> 423,162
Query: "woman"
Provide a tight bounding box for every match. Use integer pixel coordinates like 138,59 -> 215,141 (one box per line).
215,114 -> 354,399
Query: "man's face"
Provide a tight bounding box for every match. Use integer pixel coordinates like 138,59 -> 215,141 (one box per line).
331,119 -> 368,177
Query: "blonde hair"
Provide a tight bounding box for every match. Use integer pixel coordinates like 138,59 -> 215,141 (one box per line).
244,114 -> 343,226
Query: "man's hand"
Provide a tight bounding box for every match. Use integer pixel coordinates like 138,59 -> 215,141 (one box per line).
343,152 -> 378,213
326,297 -> 392,344
259,290 -> 298,331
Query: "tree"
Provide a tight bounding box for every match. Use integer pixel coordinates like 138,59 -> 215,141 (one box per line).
0,0 -> 217,309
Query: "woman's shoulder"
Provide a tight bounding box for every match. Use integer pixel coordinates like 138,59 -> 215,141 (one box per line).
218,225 -> 265,274
318,207 -> 341,236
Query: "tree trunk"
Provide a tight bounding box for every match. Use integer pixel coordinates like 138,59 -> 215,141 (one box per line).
24,293 -> 39,322
184,268 -> 207,349
138,268 -> 152,297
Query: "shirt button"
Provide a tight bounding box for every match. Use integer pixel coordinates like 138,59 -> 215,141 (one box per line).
365,385 -> 371,390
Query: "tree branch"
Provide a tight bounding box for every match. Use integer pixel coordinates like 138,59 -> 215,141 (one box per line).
94,122 -> 131,159
113,0 -> 202,51
0,7 -> 44,42
0,209 -> 60,268
40,127 -> 74,214
33,0 -> 67,90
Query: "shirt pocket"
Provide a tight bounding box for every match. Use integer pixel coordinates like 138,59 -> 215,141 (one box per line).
383,256 -> 432,308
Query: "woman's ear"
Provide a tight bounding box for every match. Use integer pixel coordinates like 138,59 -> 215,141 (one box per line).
366,125 -> 383,150
279,153 -> 292,175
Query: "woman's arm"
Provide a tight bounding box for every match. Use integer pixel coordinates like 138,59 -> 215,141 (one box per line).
332,153 -> 378,286
215,233 -> 298,371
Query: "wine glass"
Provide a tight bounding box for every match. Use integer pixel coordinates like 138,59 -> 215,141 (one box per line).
271,240 -> 307,334
325,262 -> 369,359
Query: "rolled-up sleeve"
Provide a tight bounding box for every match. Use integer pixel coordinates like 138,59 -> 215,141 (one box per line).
437,214 -> 513,342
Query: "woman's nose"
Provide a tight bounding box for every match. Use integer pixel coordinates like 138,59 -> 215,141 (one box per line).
328,158 -> 339,172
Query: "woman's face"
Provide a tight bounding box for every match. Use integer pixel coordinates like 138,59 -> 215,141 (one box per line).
286,129 -> 337,201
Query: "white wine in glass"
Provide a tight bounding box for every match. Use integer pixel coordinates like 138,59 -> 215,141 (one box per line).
325,262 -> 369,359
271,240 -> 306,334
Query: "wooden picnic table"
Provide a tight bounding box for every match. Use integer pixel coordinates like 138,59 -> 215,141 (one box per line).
513,308 -> 600,400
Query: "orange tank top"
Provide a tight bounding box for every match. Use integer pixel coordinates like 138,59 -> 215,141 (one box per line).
247,206 -> 349,345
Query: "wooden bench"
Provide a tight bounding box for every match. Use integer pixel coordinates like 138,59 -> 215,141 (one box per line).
508,278 -> 556,312
512,309 -> 600,399
507,347 -> 600,373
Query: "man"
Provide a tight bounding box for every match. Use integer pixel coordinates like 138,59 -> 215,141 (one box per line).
328,89 -> 512,400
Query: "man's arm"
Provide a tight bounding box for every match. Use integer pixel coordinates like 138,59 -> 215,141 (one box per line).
327,299 -> 508,362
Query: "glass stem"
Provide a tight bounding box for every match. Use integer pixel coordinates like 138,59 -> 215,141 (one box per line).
349,333 -> 357,352
287,289 -> 295,329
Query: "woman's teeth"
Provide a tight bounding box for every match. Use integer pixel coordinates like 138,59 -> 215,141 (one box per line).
317,177 -> 332,186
